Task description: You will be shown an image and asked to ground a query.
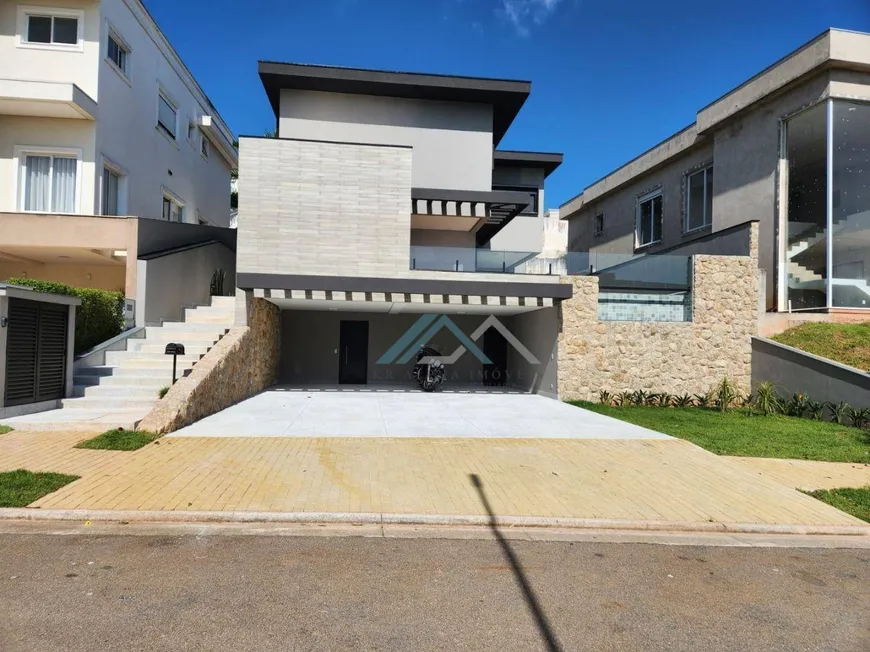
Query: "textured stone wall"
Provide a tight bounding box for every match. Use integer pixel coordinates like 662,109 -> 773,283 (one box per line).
237,137 -> 413,278
138,298 -> 279,434
558,228 -> 758,400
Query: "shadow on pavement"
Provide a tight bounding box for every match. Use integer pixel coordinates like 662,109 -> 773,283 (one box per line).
469,473 -> 564,652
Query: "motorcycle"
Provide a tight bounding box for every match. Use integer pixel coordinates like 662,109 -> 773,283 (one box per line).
413,346 -> 445,392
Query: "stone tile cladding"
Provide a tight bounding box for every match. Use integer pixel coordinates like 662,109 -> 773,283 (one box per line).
139,299 -> 280,434
558,224 -> 759,400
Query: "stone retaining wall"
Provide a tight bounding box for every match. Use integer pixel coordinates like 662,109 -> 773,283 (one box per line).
558,225 -> 759,400
138,298 -> 279,433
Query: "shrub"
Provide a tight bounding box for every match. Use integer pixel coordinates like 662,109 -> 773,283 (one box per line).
644,392 -> 661,407
784,393 -> 810,418
630,390 -> 647,406
657,393 -> 674,408
848,407 -> 870,430
806,400 -> 826,421
158,386 -> 170,399
598,390 -> 613,406
694,392 -> 712,408
5,278 -> 124,355
751,381 -> 780,416
616,391 -> 632,407
674,394 -> 694,408
713,378 -> 739,412
826,401 -> 851,425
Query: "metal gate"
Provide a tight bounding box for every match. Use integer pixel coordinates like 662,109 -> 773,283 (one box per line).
4,298 -> 69,407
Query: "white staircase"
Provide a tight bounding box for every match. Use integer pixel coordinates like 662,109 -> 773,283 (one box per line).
1,297 -> 235,431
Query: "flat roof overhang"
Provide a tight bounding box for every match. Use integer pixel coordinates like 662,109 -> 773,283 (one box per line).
0,79 -> 97,120
493,150 -> 563,177
258,61 -> 531,146
237,273 -> 573,301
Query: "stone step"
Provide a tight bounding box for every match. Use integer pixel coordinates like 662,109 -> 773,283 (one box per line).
61,396 -> 158,410
73,384 -> 165,399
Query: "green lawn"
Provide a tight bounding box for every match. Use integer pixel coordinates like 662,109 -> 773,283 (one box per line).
0,425 -> 12,435
0,469 -> 79,508
75,428 -> 160,451
571,402 -> 870,463
806,487 -> 870,523
771,321 -> 870,371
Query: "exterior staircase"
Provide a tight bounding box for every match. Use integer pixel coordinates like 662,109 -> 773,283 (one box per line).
0,296 -> 235,431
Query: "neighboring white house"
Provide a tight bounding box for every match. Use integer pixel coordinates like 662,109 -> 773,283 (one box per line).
0,0 -> 237,225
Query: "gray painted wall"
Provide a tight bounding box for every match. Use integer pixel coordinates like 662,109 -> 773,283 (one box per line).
238,137 -> 413,278
136,242 -> 236,326
504,307 -> 559,398
489,164 -> 546,253
278,89 -> 494,191
752,337 -> 870,409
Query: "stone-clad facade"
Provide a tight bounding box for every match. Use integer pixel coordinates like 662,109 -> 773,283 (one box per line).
139,298 -> 280,434
558,225 -> 759,400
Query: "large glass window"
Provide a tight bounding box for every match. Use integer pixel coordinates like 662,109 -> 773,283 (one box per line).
636,191 -> 662,247
831,101 -> 870,308
785,103 -> 828,310
685,165 -> 713,232
26,14 -> 78,46
19,153 -> 77,213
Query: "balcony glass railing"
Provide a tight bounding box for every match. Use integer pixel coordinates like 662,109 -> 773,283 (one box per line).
408,245 -> 692,288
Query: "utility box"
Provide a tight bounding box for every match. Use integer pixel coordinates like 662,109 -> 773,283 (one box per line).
0,283 -> 81,418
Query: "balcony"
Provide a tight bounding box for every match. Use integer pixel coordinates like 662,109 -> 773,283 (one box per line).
0,78 -> 97,120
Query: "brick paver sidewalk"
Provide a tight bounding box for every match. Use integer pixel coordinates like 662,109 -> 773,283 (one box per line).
731,457 -> 870,491
1,430 -> 863,527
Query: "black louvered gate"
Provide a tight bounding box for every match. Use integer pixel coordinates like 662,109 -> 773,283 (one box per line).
4,299 -> 69,407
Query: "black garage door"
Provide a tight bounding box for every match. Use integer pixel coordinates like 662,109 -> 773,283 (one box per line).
4,298 -> 69,407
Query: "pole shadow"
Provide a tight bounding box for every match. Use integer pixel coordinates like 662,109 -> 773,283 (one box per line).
469,473 -> 564,652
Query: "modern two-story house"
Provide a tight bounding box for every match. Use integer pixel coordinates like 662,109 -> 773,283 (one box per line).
236,62 -> 569,393
0,0 -> 238,307
561,28 -> 870,317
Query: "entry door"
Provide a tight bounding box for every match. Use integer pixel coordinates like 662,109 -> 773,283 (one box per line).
339,320 -> 369,385
482,329 -> 508,387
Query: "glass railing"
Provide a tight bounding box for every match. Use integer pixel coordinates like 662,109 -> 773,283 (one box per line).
409,245 -> 691,288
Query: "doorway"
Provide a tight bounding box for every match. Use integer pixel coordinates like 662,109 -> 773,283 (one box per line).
338,320 -> 369,384
482,329 -> 507,386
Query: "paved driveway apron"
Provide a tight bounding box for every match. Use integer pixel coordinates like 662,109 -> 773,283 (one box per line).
168,389 -> 668,439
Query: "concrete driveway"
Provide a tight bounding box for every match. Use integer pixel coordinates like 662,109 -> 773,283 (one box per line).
169,386 -> 668,439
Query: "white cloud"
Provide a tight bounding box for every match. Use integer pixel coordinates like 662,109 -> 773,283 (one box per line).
499,0 -> 564,36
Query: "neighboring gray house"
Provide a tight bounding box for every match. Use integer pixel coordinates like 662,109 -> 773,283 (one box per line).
561,28 -> 870,314
236,62 -> 567,392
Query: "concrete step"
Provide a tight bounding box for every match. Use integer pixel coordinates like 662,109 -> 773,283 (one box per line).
209,296 -> 236,308
61,396 -> 158,410
0,409 -> 147,432
155,322 -> 230,332
145,326 -> 228,340
80,373 -> 179,387
106,350 -> 202,366
185,305 -> 235,319
76,365 -> 190,382
73,384 -> 165,399
128,341 -> 214,355
114,357 -> 200,370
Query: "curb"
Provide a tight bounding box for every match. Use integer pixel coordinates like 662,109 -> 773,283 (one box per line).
1,508 -> 869,536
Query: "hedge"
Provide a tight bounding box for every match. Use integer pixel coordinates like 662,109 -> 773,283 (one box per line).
5,278 -> 125,355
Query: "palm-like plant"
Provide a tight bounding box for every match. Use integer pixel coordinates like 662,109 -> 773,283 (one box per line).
785,393 -> 810,418
694,392 -> 712,408
826,401 -> 851,425
617,391 -> 632,407
674,394 -> 694,408
631,390 -> 648,406
806,400 -> 825,421
599,390 -> 614,406
657,393 -> 674,408
751,381 -> 780,416
848,406 -> 870,429
714,378 -> 738,412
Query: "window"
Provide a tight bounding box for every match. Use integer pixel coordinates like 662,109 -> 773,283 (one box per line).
594,213 -> 604,237
493,185 -> 539,216
636,190 -> 662,248
157,91 -> 178,139
187,121 -> 196,143
685,165 -> 713,232
18,152 -> 78,213
102,167 -> 121,216
200,132 -> 210,158
162,194 -> 185,222
107,33 -> 129,74
24,13 -> 78,45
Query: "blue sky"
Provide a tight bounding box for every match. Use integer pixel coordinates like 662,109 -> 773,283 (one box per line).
146,0 -> 869,208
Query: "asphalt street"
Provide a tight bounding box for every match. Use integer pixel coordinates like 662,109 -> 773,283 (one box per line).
1,530 -> 868,651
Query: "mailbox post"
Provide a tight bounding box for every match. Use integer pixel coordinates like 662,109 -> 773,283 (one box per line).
165,343 -> 185,385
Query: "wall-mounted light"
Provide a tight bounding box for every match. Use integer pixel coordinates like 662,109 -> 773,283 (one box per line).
1,317 -> 7,328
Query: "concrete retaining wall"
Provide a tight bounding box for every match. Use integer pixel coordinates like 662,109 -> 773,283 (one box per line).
751,337 -> 870,409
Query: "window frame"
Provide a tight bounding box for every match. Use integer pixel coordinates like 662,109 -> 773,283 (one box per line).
17,6 -> 85,52
593,212 -> 605,237
635,188 -> 663,249
200,131 -> 210,159
105,25 -> 131,81
13,145 -> 83,215
100,156 -> 127,217
684,164 -> 713,234
161,188 -> 186,223
156,88 -> 179,142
